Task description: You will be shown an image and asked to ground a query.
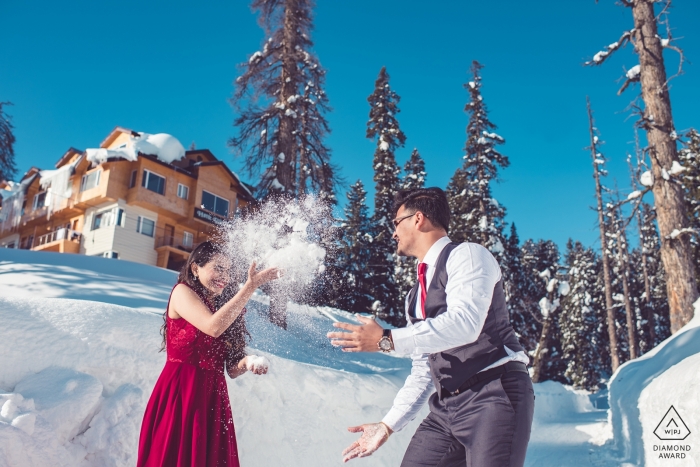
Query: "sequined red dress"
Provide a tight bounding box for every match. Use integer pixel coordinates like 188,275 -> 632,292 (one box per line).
137,283 -> 240,467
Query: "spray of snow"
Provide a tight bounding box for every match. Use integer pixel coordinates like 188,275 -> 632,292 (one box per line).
220,196 -> 333,303
39,157 -> 82,219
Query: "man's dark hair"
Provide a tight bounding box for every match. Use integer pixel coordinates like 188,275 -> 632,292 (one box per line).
393,187 -> 450,233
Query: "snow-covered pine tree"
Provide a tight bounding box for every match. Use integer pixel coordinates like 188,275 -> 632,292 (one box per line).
586,99 -> 621,371
633,203 -> 671,348
679,129 -> 700,288
502,224 -> 538,352
609,199 -> 639,360
229,0 -> 337,201
559,240 -> 610,390
394,148 -> 426,295
0,102 -> 17,182
401,148 -> 426,191
586,0 -> 698,333
530,256 -> 569,384
447,61 -> 508,262
602,207 -> 633,364
333,180 -> 375,313
366,67 -> 406,324
520,239 -> 562,380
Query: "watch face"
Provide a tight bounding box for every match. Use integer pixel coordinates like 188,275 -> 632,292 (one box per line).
379,337 -> 392,351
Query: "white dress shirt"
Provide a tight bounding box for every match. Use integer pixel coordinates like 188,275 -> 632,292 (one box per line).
382,236 -> 529,432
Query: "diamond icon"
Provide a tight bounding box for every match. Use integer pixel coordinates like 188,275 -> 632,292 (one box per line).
654,406 -> 691,441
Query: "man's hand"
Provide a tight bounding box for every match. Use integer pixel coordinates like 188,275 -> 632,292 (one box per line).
327,315 -> 384,352
342,422 -> 392,463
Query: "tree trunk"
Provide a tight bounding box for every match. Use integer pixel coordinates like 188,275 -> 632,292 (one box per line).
531,307 -> 554,383
275,0 -> 299,195
632,0 -> 699,332
612,206 -> 639,359
587,98 -> 620,372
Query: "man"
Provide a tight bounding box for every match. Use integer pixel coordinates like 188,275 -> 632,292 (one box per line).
327,187 -> 534,467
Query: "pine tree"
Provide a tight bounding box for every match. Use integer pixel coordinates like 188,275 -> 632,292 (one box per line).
447,61 -> 508,262
502,224 -> 538,352
334,181 -> 375,313
679,129 -> 700,289
0,102 -> 17,182
229,0 -> 337,201
366,67 -> 406,324
401,148 -> 426,191
519,240 -> 559,359
394,148 -> 426,296
633,203 -> 671,348
559,240 -> 610,390
586,0 -> 699,332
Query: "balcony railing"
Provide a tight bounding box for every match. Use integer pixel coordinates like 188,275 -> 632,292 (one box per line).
155,235 -> 194,253
35,228 -> 82,247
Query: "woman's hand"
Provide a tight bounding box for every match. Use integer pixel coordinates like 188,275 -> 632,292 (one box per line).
239,355 -> 270,375
246,261 -> 283,288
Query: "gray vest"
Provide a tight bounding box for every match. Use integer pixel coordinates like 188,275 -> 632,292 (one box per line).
407,242 -> 524,398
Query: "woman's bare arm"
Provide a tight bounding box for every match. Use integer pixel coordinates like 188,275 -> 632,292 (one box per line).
170,262 -> 280,338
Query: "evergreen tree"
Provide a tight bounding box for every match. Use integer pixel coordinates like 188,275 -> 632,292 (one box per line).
447,61 -> 508,262
394,148 -> 426,296
632,204 -> 671,348
502,224 -> 538,352
401,148 -> 426,191
334,181 -> 375,313
518,239 -> 559,354
229,0 -> 337,201
366,67 -> 406,324
0,102 -> 16,182
679,129 -> 700,288
559,240 -> 610,390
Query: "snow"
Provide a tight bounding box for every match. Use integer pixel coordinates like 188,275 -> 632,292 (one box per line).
668,160 -> 685,176
86,132 -> 185,165
626,65 -> 641,80
378,138 -> 389,152
627,190 -> 642,200
640,170 -> 654,187
4,246 -> 699,466
39,156 -> 82,219
606,299 -> 700,466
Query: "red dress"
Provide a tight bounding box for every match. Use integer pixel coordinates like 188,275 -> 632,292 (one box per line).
137,284 -> 240,467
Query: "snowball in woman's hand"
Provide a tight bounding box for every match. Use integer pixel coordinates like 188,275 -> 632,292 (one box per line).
246,355 -> 270,373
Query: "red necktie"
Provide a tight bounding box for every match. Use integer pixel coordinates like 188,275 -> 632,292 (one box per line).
417,262 -> 428,319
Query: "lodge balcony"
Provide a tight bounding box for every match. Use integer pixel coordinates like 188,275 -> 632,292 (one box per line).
31,228 -> 82,254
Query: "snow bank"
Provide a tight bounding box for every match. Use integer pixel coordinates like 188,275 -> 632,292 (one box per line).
0,249 -> 427,466
533,381 -> 594,422
607,299 -> 700,466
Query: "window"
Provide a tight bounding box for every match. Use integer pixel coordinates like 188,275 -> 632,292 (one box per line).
136,216 -> 155,237
80,170 -> 101,192
102,251 -> 119,259
129,170 -> 137,188
142,170 -> 165,195
201,191 -> 229,218
183,231 -> 193,248
33,192 -> 47,210
177,184 -> 189,200
91,208 -> 125,230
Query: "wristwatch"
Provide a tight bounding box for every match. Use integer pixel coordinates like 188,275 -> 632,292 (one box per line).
378,329 -> 393,352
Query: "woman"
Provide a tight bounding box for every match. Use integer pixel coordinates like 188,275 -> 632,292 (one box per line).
137,241 -> 280,467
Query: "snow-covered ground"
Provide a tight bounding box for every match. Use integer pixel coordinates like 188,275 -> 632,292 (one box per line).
0,248 -> 698,466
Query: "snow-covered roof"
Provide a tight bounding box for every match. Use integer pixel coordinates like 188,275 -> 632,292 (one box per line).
86,132 -> 186,165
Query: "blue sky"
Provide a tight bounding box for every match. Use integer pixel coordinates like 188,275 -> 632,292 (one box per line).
2,0 -> 699,251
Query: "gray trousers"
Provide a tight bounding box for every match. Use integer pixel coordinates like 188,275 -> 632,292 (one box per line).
401,370 -> 535,467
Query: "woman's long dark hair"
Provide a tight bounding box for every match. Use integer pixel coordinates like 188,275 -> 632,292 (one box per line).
160,241 -> 250,367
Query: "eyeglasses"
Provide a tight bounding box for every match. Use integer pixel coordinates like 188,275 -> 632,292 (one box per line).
391,212 -> 416,230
